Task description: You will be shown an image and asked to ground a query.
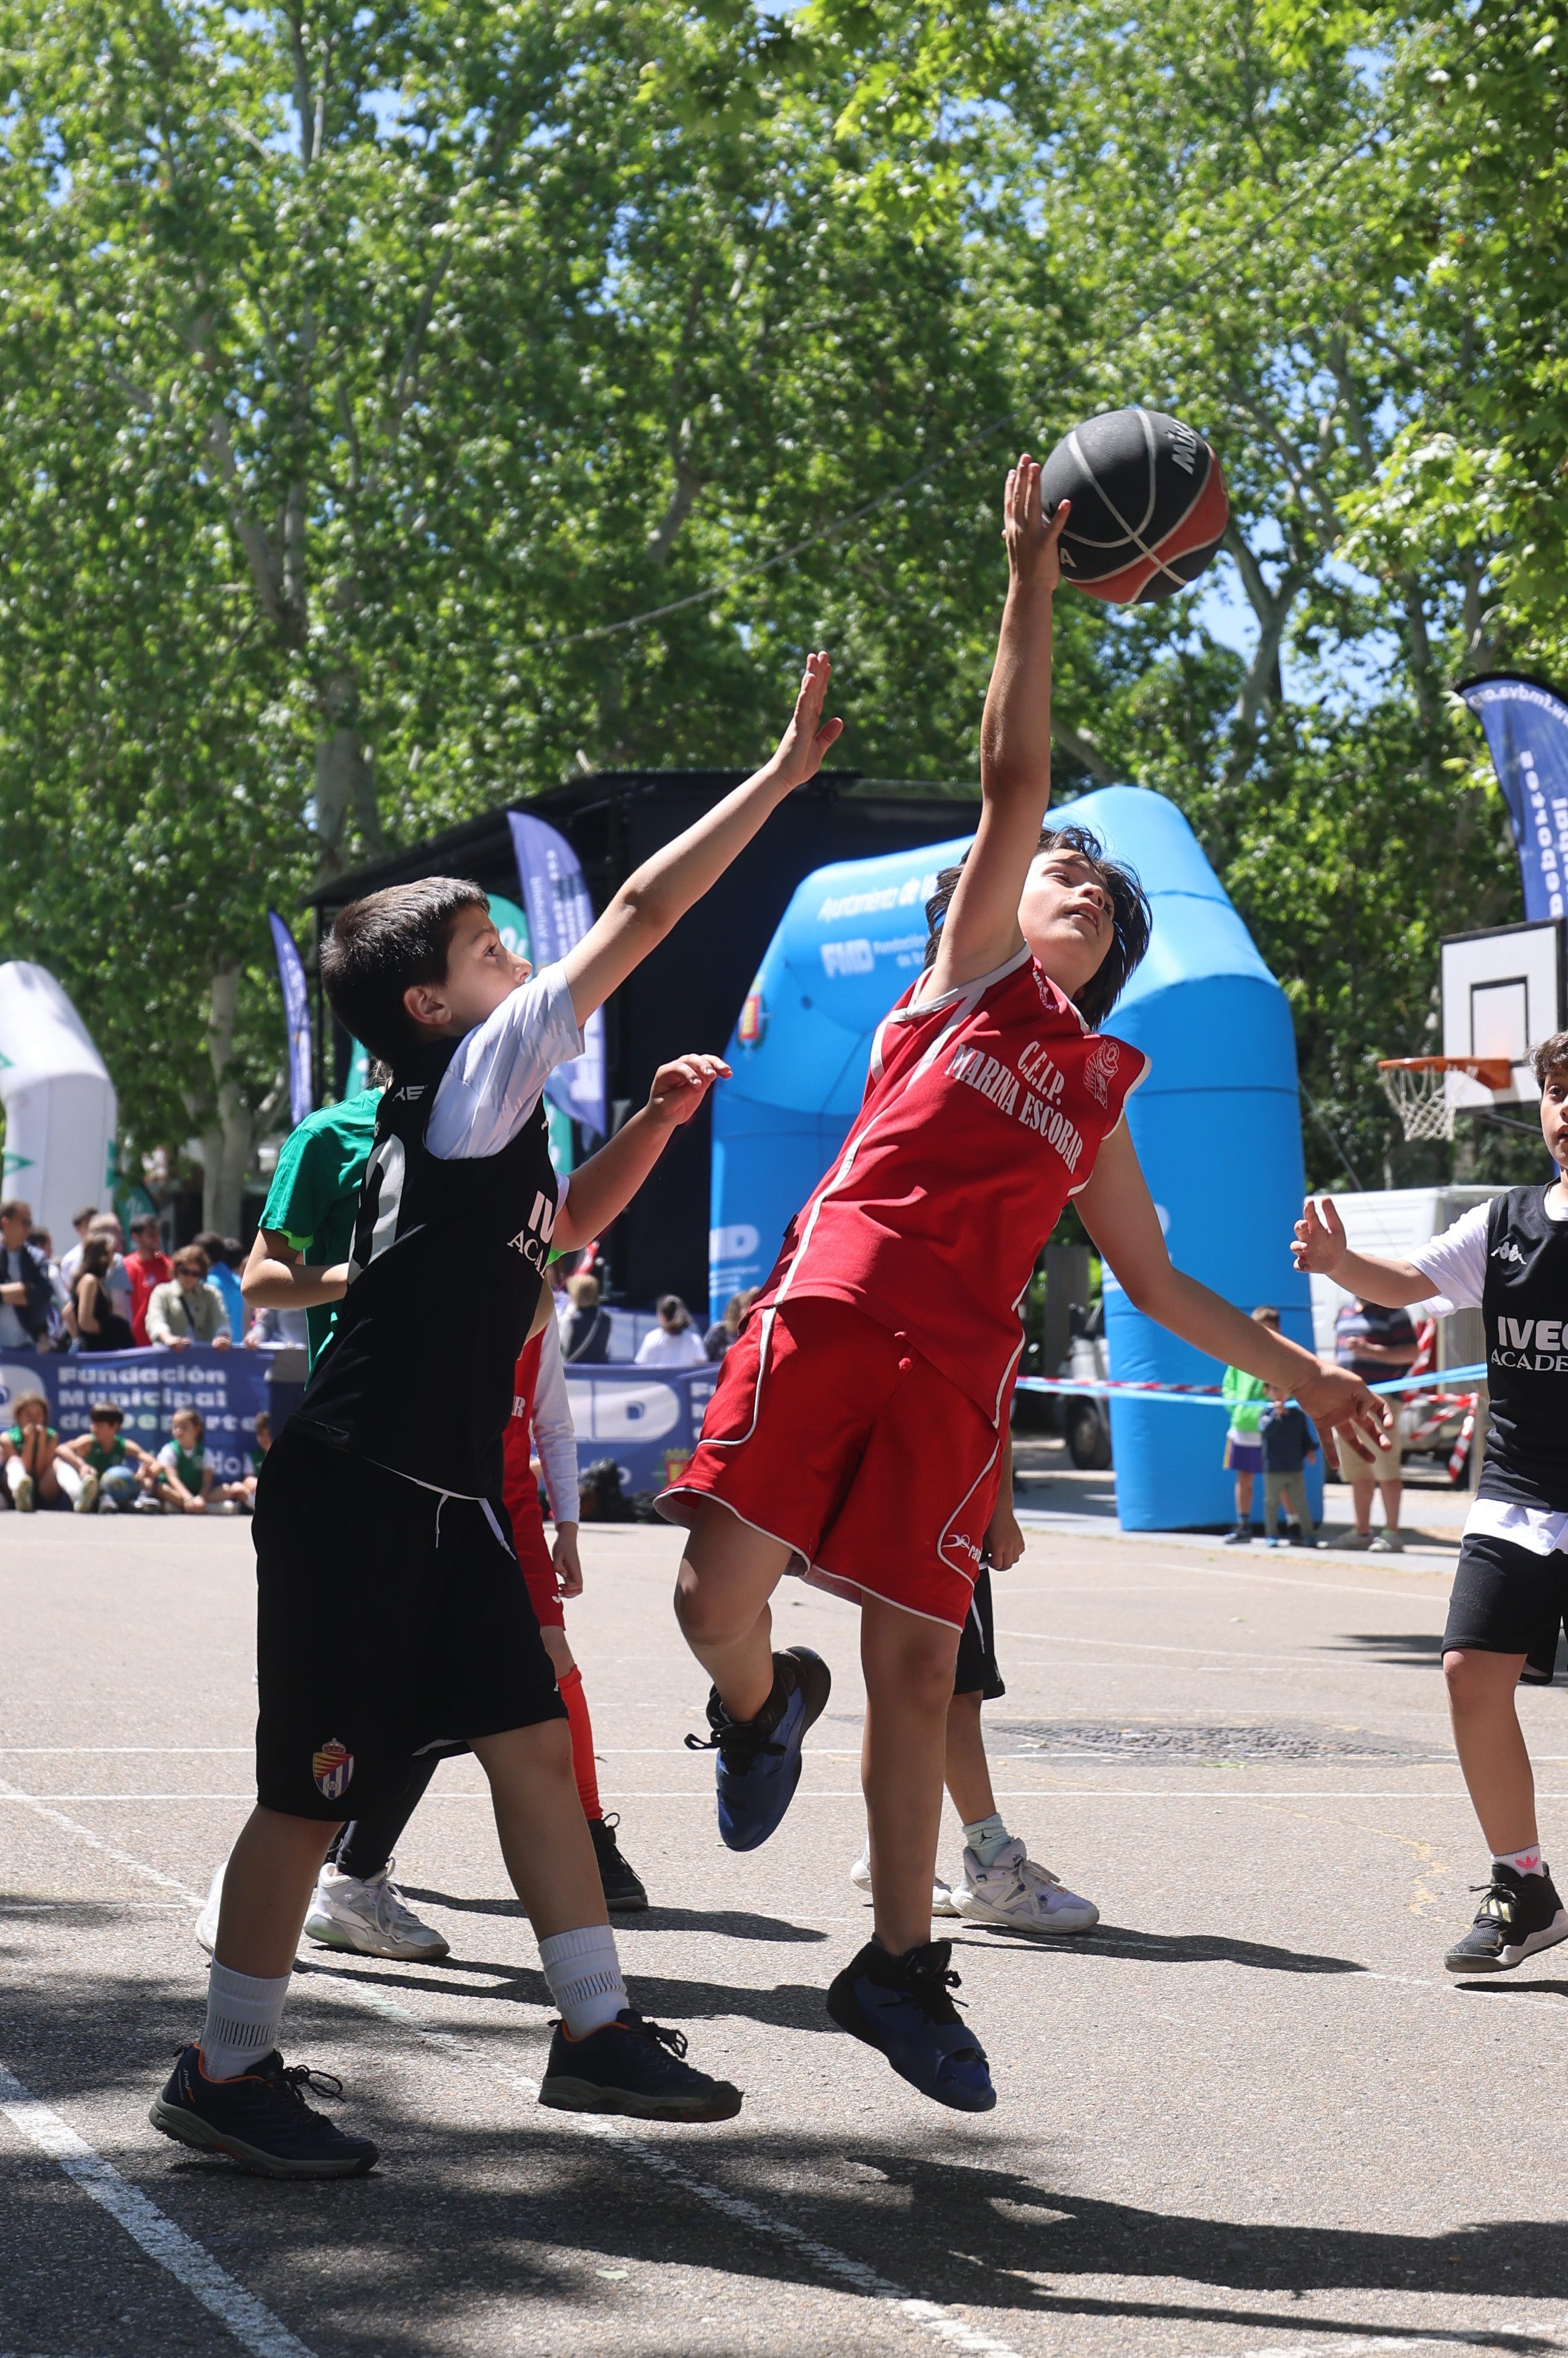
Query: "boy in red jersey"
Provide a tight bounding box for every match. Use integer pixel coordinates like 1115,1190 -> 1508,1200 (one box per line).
659,455 -> 1389,2113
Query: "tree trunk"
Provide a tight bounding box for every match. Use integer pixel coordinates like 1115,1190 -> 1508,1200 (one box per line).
313,672 -> 384,886
200,959 -> 254,1236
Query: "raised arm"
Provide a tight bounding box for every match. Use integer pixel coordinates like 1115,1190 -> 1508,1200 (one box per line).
562,656 -> 842,1029
552,1055 -> 730,1252
1291,1196 -> 1436,1308
928,460 -> 1071,996
1075,1124 -> 1390,1453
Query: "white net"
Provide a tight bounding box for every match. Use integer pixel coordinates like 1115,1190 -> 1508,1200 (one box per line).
1378,1062 -> 1454,1143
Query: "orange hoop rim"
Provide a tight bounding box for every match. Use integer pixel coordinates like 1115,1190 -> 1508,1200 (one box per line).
1376,1055 -> 1514,1091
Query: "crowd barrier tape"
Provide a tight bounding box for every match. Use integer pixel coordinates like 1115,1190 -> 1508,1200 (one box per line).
0,1346 -> 272,1483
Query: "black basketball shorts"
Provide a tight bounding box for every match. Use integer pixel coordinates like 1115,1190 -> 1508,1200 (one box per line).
1443,1529 -> 1568,1661
955,1563 -> 1006,1700
253,1427 -> 566,1820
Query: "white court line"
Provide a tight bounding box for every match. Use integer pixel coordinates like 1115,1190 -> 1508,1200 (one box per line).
0,1746 -> 251,1756
0,1778 -> 203,1897
0,2063 -> 315,2358
1,1783 -> 1022,2358
0,1788 -> 1533,1803
993,1626 -> 1439,1669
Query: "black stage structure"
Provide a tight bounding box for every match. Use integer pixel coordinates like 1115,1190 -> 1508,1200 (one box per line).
309,769 -> 979,1311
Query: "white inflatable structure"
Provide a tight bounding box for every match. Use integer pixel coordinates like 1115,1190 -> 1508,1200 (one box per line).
0,963 -> 118,1247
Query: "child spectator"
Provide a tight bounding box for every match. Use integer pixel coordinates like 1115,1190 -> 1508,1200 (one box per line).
237,1411 -> 271,1510
146,1247 -> 232,1350
70,1237 -> 135,1351
1221,1308 -> 1280,1544
195,1231 -> 249,1343
1258,1384 -> 1320,1548
60,1401 -> 154,1513
562,1270 -> 612,1363
142,1408 -> 236,1515
636,1293 -> 707,1369
1,1392 -> 96,1512
126,1215 -> 171,1345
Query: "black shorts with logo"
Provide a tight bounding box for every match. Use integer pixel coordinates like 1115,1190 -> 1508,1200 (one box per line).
1443,1529 -> 1568,1661
955,1562 -> 1005,1700
253,1426 -> 565,1820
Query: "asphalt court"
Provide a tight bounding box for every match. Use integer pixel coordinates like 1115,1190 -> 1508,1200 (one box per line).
4,1506 -> 1568,2358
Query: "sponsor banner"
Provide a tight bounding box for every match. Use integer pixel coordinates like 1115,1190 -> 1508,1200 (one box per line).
268,911 -> 315,1127
507,811 -> 607,1139
562,1363 -> 717,1497
0,1345 -> 273,1484
1457,674 -> 1568,921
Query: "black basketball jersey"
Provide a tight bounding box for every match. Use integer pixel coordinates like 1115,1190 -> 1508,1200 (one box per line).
1479,1185 -> 1568,1511
294,1035 -> 559,1497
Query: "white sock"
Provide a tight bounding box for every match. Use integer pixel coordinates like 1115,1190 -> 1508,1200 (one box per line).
1495,1845 -> 1544,1879
539,1924 -> 627,2038
963,1812 -> 1012,1869
200,1961 -> 291,2081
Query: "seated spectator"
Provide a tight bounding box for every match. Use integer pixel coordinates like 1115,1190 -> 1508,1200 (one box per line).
636,1293 -> 708,1369
562,1272 -> 613,1364
1,1390 -> 96,1512
70,1236 -> 135,1352
59,1400 -> 154,1513
141,1408 -> 236,1515
194,1230 -> 248,1343
0,1199 -> 57,1351
704,1292 -> 749,1361
145,1247 -> 232,1350
235,1410 -> 271,1510
126,1215 -> 171,1345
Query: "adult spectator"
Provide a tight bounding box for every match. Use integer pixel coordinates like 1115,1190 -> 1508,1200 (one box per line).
636,1294 -> 708,1369
70,1236 -> 134,1351
195,1230 -> 248,1343
85,1216 -> 134,1326
145,1246 -> 232,1350
126,1215 -> 171,1346
58,1207 -> 99,1289
244,1302 -> 309,1349
1334,1293 -> 1417,1552
704,1292 -> 751,1361
562,1272 -> 613,1364
0,1200 -> 55,1350
28,1228 -> 72,1348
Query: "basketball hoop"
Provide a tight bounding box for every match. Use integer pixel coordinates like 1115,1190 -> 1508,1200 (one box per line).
1376,1055 -> 1514,1143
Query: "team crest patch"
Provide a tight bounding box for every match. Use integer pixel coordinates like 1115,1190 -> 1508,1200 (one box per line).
312,1739 -> 354,1800
1083,1036 -> 1120,1106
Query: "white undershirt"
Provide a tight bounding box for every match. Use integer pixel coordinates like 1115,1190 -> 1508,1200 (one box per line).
425,963 -> 584,1160
529,1317 -> 579,1525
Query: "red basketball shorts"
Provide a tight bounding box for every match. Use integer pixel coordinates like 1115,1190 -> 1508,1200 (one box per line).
503,1421 -> 565,1631
656,1296 -> 1004,1629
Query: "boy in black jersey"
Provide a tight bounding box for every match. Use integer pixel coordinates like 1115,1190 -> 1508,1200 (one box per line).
150,656 -> 843,2178
1295,1032 -> 1568,1976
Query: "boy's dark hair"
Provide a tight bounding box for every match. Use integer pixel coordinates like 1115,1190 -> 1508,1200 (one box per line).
922,823 -> 1152,1028
321,878 -> 490,1064
0,1199 -> 30,1224
1533,1031 -> 1568,1088
89,1400 -> 124,1424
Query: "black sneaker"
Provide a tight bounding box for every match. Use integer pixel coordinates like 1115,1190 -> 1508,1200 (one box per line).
150,2043 -> 378,2178
685,1646 -> 831,1852
590,1814 -> 648,1911
1223,1524 -> 1252,1546
1444,1864 -> 1568,1974
826,1936 -> 995,2111
538,2010 -> 742,2121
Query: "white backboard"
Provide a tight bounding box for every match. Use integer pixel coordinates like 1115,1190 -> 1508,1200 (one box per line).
1441,919 -> 1566,1107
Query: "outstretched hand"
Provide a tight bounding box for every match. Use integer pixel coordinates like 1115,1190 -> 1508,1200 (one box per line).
1292,1196 -> 1349,1276
1293,1360 -> 1391,1473
768,649 -> 844,792
647,1052 -> 731,1128
1004,453 -> 1071,595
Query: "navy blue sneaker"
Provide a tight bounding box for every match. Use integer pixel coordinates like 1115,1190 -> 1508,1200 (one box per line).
149,2043 -> 379,2179
827,1936 -> 996,2111
685,1646 -> 831,1852
538,2010 -> 743,2121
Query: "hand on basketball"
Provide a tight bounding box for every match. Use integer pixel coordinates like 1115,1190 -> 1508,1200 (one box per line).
1292,1196 -> 1348,1277
1003,454 -> 1070,594
767,649 -> 844,791
646,1053 -> 731,1128
1293,1362 -> 1391,1461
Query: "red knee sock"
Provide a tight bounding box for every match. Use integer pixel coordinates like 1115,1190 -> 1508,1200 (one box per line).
558,1665 -> 602,1822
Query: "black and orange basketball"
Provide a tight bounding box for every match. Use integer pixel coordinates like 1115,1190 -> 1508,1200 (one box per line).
1040,407 -> 1229,603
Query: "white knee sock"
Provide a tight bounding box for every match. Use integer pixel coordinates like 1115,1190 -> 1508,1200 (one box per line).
56,1461 -> 82,1505
5,1458 -> 27,1498
539,1924 -> 626,2038
200,1962 -> 291,2080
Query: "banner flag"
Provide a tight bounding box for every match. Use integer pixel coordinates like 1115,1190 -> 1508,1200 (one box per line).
267,911 -> 315,1128
1457,674 -> 1568,921
507,811 -> 607,1138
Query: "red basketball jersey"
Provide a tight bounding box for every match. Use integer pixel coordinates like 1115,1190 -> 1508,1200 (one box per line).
754,948 -> 1148,1422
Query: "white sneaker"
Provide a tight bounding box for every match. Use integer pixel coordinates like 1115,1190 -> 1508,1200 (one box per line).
12,1474 -> 35,1512
848,1842 -> 958,1918
304,1859 -> 451,1961
194,1857 -> 225,1956
1370,1529 -> 1404,1553
950,1838 -> 1100,1935
72,1471 -> 99,1514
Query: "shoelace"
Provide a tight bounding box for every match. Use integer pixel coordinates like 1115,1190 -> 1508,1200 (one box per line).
626,2013 -> 690,2062
1469,1878 -> 1516,1924
270,2062 -> 345,2110
683,1723 -> 785,1766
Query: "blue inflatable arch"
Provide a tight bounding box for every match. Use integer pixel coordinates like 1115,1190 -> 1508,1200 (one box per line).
709,784 -> 1318,1531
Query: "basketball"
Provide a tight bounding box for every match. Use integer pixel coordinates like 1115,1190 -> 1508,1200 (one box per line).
1039,406 -> 1229,603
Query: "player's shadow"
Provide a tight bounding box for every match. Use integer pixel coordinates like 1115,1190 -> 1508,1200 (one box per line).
397,1890 -> 827,1944
1323,1632 -> 1443,1666
297,1952 -> 841,2034
948,1923 -> 1366,1976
